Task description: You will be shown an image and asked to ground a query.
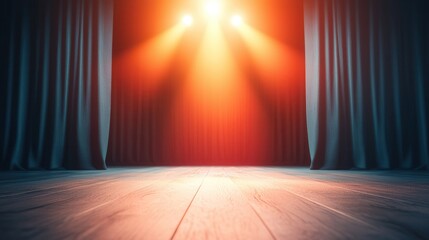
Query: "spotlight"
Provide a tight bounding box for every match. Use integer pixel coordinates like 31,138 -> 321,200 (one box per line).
204,1 -> 221,19
182,14 -> 193,26
231,15 -> 243,27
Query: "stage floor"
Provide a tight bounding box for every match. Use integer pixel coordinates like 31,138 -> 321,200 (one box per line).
0,167 -> 428,239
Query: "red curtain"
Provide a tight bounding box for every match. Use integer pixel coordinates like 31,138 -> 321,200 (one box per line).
107,0 -> 310,166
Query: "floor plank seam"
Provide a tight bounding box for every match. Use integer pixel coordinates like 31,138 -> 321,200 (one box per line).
0,177 -> 125,199
73,169 -> 205,239
323,172 -> 429,189
239,171 -> 378,230
170,168 -> 210,240
227,175 -> 277,240
0,169 -> 157,199
3,168 -> 429,239
278,172 -> 417,205
68,169 -> 186,221
281,186 -> 376,229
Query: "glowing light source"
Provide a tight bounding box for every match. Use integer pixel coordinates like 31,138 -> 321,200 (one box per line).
204,1 -> 222,19
231,15 -> 243,27
182,14 -> 193,26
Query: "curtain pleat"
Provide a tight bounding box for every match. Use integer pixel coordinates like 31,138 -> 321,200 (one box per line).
107,2 -> 310,166
0,0 -> 113,170
304,0 -> 429,169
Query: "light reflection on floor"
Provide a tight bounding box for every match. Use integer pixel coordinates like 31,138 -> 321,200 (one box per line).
0,167 -> 428,239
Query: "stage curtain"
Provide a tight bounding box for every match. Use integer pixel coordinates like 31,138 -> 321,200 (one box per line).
304,0 -> 429,169
0,0 -> 113,169
107,0 -> 310,166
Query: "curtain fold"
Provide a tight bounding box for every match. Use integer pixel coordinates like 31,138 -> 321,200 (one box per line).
304,0 -> 429,169
107,1 -> 310,166
0,0 -> 113,170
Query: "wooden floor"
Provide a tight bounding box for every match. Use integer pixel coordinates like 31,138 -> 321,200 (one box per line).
1,167 -> 429,240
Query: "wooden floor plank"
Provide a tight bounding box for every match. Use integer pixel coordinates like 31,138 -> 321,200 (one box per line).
172,168 -> 275,240
73,167 -> 208,240
0,167 -> 206,239
226,168 -> 385,239
0,168 -> 169,208
273,168 -> 429,205
0,167 -> 428,240
241,168 -> 429,239
0,168 -> 151,197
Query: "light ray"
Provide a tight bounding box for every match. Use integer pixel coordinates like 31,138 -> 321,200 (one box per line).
237,24 -> 305,92
182,14 -> 193,26
163,22 -> 271,165
204,1 -> 222,20
113,24 -> 186,99
231,15 -> 243,27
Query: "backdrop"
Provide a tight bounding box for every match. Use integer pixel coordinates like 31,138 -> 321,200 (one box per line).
2,0 -> 427,169
0,0 -> 113,169
304,0 -> 429,169
107,0 -> 310,166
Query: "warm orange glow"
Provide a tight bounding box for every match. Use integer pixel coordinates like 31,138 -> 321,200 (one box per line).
113,24 -> 186,99
182,14 -> 193,26
230,15 -> 243,27
236,24 -> 305,94
188,23 -> 239,105
110,0 -> 307,165
204,1 -> 222,19
164,22 -> 271,164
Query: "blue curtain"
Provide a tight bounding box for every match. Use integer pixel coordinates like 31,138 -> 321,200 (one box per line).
304,0 -> 429,169
0,0 -> 113,169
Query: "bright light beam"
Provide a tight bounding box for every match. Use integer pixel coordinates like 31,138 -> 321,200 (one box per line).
182,14 -> 193,26
113,24 -> 186,100
165,23 -> 270,165
187,23 -> 240,105
236,24 -> 304,92
204,1 -> 222,19
231,15 -> 243,27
